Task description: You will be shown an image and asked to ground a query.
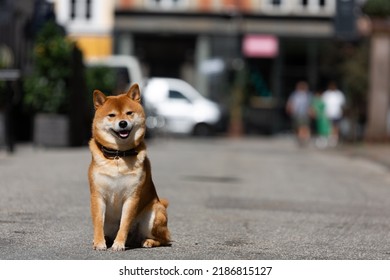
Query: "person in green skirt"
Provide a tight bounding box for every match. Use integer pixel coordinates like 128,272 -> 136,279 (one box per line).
310,90 -> 331,148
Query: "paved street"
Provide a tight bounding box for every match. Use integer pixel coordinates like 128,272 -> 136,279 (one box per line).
1,137 -> 390,260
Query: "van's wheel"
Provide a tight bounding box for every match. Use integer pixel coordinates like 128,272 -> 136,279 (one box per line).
193,123 -> 213,137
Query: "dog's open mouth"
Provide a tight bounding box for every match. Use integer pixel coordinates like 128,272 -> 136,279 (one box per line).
111,129 -> 131,139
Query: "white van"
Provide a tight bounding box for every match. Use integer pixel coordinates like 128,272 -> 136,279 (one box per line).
143,78 -> 221,136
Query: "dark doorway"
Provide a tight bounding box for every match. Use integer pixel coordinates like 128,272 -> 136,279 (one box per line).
133,34 -> 196,78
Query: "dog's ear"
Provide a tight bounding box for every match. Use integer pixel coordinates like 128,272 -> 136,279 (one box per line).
126,83 -> 141,103
93,90 -> 107,110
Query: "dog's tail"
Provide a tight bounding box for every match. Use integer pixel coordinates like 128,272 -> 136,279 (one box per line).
159,198 -> 169,208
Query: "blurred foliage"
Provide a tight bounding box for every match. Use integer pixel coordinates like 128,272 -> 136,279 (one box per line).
340,41 -> 369,112
23,21 -> 74,114
362,0 -> 390,18
85,66 -> 116,97
85,66 -> 116,112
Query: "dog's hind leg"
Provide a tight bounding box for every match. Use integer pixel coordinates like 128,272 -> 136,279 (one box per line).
142,200 -> 171,248
142,239 -> 161,248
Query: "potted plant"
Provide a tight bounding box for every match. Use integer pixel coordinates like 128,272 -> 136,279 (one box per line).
24,21 -> 74,147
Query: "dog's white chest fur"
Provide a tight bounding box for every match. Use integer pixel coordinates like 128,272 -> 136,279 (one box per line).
94,160 -> 142,199
92,156 -> 144,220
93,151 -> 144,190
95,171 -> 140,198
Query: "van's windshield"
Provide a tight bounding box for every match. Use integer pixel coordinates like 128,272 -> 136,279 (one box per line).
114,67 -> 131,93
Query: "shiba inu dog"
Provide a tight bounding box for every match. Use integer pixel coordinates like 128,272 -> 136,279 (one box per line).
88,84 -> 170,251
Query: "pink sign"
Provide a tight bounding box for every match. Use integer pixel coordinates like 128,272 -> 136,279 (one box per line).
242,35 -> 279,58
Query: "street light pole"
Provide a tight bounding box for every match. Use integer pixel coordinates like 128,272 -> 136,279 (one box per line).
228,0 -> 245,137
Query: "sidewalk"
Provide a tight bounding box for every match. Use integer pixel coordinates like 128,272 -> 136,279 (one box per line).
340,142 -> 390,170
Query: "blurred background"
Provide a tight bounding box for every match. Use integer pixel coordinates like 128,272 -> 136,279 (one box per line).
0,0 -> 389,150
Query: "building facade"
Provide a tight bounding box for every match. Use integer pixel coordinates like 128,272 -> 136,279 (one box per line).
114,0 -> 352,133
54,0 -> 115,57
54,0 -> 359,134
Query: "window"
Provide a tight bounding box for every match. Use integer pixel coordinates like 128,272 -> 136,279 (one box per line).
70,0 -> 92,20
271,0 -> 282,6
301,0 -> 308,6
86,0 -> 92,19
297,0 -> 332,14
264,0 -> 287,12
71,0 -> 76,19
146,0 -> 189,10
168,90 -> 191,103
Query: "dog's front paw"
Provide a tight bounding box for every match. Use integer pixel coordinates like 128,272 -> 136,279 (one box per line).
111,241 -> 126,251
93,242 -> 107,251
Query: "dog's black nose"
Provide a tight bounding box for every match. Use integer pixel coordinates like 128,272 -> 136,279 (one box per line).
119,120 -> 128,128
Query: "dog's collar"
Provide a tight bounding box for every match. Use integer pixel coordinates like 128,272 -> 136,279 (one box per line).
96,141 -> 138,159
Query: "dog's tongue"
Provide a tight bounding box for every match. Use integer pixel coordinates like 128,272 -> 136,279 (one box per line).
119,130 -> 130,138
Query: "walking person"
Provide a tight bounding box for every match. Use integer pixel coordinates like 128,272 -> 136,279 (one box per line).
310,89 -> 331,148
286,81 -> 312,146
322,81 -> 345,146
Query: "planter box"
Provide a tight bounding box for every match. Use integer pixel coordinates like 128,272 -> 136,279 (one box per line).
33,113 -> 69,147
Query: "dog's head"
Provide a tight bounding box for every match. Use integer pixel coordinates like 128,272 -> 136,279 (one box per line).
92,83 -> 146,150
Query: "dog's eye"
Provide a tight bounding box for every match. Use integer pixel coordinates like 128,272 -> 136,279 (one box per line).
108,113 -> 116,118
126,111 -> 133,116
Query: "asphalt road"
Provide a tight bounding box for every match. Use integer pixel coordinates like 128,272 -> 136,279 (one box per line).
1,137 -> 390,260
